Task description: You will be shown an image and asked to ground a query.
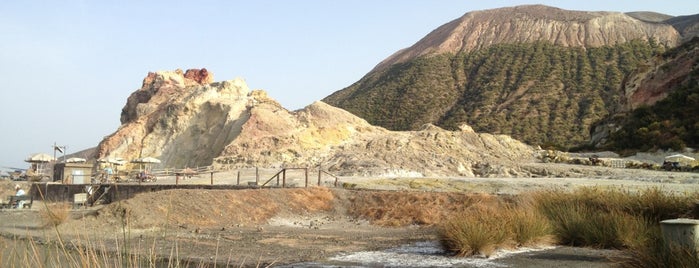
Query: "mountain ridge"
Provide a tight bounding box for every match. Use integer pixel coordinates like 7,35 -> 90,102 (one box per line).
371,5 -> 680,73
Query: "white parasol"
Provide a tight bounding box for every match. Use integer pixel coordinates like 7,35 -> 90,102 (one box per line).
132,157 -> 161,164
132,157 -> 161,172
24,153 -> 55,163
65,157 -> 87,163
98,157 -> 127,166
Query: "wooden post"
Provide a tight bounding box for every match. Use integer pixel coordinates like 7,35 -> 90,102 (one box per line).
317,169 -> 321,186
176,174 -> 179,185
305,168 -> 309,188
210,172 -> 214,185
255,167 -> 259,185
282,169 -> 286,187
236,170 -> 240,185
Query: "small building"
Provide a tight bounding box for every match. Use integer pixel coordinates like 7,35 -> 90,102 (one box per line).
53,163 -> 93,184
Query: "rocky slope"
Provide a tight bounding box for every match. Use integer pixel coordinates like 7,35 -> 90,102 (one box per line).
372,5 -> 680,73
590,38 -> 699,150
621,40 -> 699,111
95,69 -> 535,177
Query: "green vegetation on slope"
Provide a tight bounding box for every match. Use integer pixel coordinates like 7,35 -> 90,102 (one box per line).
602,38 -> 699,153
325,40 -> 664,149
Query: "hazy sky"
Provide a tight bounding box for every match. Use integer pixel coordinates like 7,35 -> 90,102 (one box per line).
1,1 -> 697,169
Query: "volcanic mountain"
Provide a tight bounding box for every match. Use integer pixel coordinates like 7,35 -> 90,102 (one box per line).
323,5 -> 697,150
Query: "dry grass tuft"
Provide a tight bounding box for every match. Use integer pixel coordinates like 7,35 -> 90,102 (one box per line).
347,191 -> 497,226
39,202 -> 71,228
287,187 -> 334,213
439,204 -> 513,257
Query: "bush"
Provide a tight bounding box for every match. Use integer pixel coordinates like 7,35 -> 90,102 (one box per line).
39,202 -> 71,228
439,204 -> 513,257
438,199 -> 552,257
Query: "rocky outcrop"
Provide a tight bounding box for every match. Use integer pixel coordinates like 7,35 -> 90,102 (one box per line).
621,46 -> 699,111
96,69 -> 536,177
588,39 -> 699,148
373,5 -> 680,72
99,69 -> 251,168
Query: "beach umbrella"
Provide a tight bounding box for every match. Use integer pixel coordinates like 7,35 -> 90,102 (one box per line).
132,157 -> 161,171
98,157 -> 126,165
132,157 -> 161,164
65,157 -> 86,163
665,154 -> 696,165
24,153 -> 55,163
98,157 -> 127,173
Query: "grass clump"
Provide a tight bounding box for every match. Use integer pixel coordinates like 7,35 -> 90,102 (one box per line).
39,202 -> 71,228
438,186 -> 699,260
439,199 -> 551,257
615,224 -> 699,268
439,204 -> 512,257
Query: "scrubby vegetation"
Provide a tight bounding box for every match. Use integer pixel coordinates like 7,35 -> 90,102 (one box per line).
325,40 -> 664,150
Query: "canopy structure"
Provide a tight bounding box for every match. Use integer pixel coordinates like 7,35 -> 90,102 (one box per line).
24,153 -> 55,163
132,157 -> 161,164
665,154 -> 696,165
64,157 -> 87,163
98,157 -> 127,166
131,157 -> 161,172
24,153 -> 55,179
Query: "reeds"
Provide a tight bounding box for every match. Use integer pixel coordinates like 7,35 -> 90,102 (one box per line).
1,194 -> 276,268
438,198 -> 551,257
438,186 -> 699,264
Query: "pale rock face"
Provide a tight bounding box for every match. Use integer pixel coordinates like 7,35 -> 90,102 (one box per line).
97,69 -> 536,176
97,69 -> 251,168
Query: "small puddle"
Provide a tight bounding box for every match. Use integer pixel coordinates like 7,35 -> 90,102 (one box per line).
279,241 -> 552,268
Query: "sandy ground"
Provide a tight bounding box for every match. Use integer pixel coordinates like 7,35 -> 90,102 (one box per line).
0,163 -> 697,267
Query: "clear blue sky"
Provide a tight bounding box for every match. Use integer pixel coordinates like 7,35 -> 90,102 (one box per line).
1,1 -> 697,169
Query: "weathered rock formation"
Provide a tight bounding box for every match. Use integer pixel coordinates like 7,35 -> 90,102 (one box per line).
589,39 -> 699,147
373,5 -> 681,72
96,69 -> 535,177
622,46 -> 699,111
